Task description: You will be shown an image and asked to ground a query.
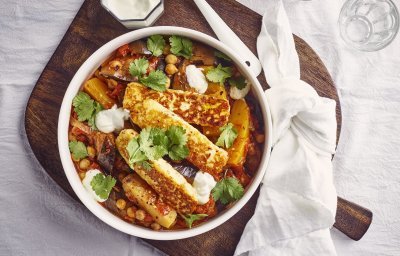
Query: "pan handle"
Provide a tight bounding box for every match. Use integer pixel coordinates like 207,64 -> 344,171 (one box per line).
333,196 -> 373,240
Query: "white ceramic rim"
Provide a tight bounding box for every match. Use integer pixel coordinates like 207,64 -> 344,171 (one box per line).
58,26 -> 272,240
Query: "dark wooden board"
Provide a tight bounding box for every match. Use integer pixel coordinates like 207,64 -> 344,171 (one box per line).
25,0 -> 373,255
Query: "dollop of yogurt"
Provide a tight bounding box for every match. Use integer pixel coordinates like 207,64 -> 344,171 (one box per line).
185,65 -> 208,94
95,105 -> 129,133
82,169 -> 106,202
193,172 -> 217,205
229,81 -> 251,100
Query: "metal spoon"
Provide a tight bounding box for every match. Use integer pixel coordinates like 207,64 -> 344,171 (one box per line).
193,0 -> 263,76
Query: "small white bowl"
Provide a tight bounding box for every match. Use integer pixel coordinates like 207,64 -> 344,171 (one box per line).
58,26 -> 272,240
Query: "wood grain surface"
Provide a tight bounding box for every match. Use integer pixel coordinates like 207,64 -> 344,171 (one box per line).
24,0 -> 371,255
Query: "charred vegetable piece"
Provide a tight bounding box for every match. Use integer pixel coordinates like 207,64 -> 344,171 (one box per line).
122,173 -> 177,228
93,132 -> 116,174
83,78 -> 116,109
99,56 -> 141,82
171,161 -> 199,180
227,99 -> 251,167
190,43 -> 216,66
171,59 -> 194,91
129,40 -> 150,55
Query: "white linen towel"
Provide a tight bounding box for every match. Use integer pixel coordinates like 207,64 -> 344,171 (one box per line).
235,1 -> 338,255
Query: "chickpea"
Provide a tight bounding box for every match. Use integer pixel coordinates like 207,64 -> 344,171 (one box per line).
165,77 -> 171,89
151,222 -> 161,231
165,54 -> 178,65
87,146 -> 96,158
79,172 -> 86,180
255,134 -> 265,144
135,209 -> 145,221
79,158 -> 91,169
127,207 -> 136,218
165,64 -> 178,75
116,199 -> 126,210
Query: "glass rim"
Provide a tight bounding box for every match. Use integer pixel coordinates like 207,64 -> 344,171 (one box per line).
338,0 -> 399,52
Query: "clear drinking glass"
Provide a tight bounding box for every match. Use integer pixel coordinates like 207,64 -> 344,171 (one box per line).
339,0 -> 399,51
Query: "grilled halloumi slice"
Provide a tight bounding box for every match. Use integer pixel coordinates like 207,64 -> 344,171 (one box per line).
122,173 -> 177,228
123,82 -> 230,127
116,129 -> 198,214
129,99 -> 228,176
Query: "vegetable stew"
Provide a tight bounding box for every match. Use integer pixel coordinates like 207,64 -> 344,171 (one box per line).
68,35 -> 265,231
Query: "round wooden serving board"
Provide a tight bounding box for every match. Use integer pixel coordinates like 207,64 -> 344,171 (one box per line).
25,0 -> 369,255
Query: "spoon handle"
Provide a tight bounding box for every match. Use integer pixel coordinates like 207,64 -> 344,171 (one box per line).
334,196 -> 373,240
193,0 -> 262,76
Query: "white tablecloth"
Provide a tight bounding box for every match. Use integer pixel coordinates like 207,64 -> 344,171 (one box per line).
1,0 -> 399,255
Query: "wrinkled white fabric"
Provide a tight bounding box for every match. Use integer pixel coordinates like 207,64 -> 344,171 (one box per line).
235,2 -> 337,255
238,0 -> 400,255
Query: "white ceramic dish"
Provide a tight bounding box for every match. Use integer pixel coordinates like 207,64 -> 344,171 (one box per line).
58,26 -> 272,240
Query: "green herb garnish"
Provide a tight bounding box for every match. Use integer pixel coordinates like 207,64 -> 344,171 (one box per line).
215,51 -> 232,61
90,173 -> 116,200
126,126 -> 189,167
126,137 -> 148,164
139,128 -> 169,161
206,64 -> 233,84
229,76 -> 247,90
212,177 -> 244,204
129,58 -> 149,77
169,35 -> 193,59
139,70 -> 168,92
68,140 -> 88,160
166,126 -> 189,161
216,123 -> 238,149
180,214 -> 208,228
72,92 -> 103,130
147,35 -> 166,57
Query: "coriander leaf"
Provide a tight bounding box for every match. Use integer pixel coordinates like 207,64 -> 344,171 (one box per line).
72,91 -> 102,130
166,125 -> 187,146
72,92 -> 95,122
139,70 -> 167,92
180,214 -> 208,228
68,140 -> 88,160
90,173 -> 116,200
88,101 -> 103,130
229,76 -> 247,90
166,126 -> 189,161
216,123 -> 238,148
212,177 -> 244,204
126,138 -> 147,165
129,58 -> 149,77
215,51 -> 232,61
169,35 -> 193,59
168,144 -> 189,161
206,64 -> 233,84
139,128 -> 168,161
147,35 -> 166,57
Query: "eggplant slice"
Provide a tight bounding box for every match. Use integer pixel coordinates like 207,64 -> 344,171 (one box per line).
93,132 -> 116,174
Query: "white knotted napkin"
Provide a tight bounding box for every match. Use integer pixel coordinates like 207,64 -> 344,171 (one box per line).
235,1 -> 338,255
